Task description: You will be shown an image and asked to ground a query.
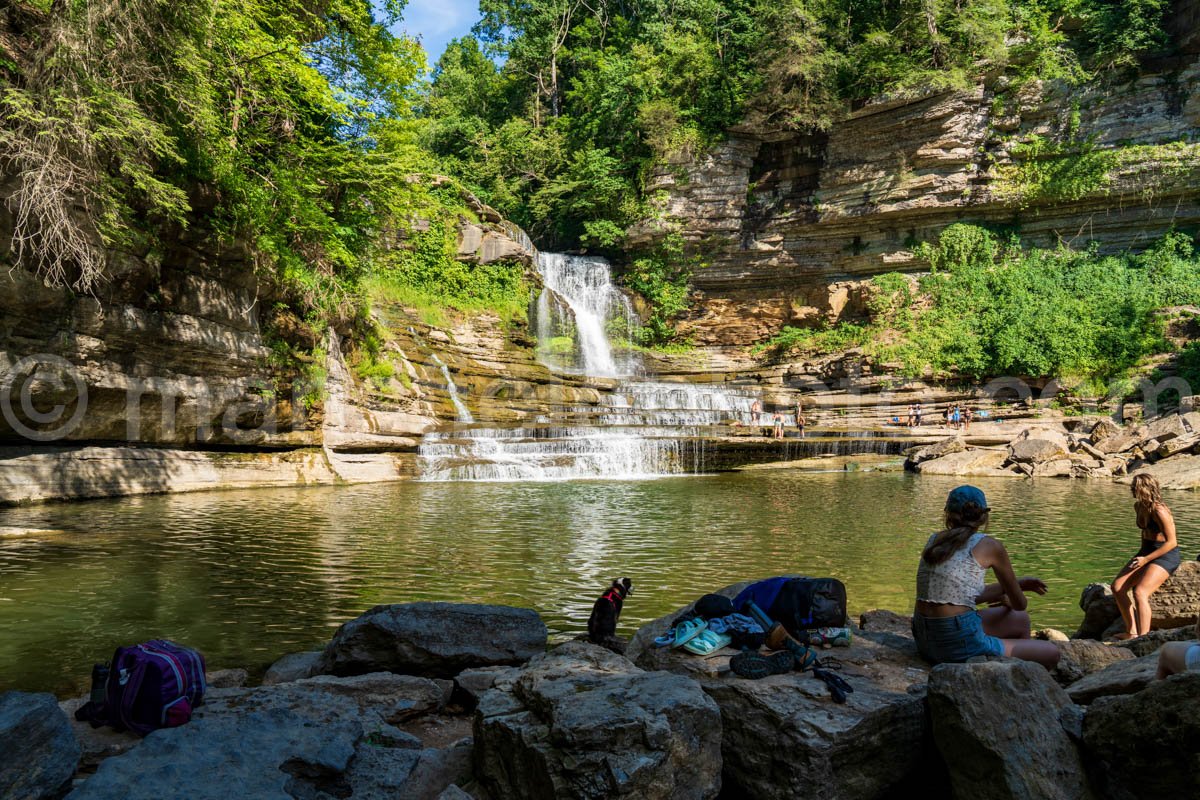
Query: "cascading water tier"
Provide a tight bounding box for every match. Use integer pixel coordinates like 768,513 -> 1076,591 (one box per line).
416,251 -> 901,481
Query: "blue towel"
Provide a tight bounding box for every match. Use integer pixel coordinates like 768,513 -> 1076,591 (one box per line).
707,614 -> 764,636
733,577 -> 792,615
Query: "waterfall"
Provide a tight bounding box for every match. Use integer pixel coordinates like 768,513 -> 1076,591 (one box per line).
534,253 -> 637,378
416,381 -> 757,481
431,353 -> 474,423
416,244 -> 901,482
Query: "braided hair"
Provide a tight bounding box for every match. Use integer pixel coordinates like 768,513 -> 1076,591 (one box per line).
922,501 -> 990,565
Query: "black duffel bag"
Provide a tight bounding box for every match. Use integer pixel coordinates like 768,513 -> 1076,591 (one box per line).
768,577 -> 848,636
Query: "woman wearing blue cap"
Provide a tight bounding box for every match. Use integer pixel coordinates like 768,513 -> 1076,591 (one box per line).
912,485 -> 1060,667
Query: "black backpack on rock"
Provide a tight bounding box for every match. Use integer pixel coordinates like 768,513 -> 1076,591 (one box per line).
768,577 -> 848,636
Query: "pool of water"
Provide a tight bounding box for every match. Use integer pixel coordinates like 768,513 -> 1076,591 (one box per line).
1,471 -> 1194,694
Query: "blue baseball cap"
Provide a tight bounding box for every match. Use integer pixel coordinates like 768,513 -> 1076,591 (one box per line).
946,485 -> 989,513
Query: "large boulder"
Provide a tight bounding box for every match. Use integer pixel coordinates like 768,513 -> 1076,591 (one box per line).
1087,418 -> 1121,446
628,586 -> 931,800
1009,437 -> 1070,464
1123,454 -> 1200,488
1095,424 -> 1145,455
262,650 -> 321,685
1142,560 -> 1200,629
1075,583 -> 1120,640
1066,654 -> 1159,705
1052,640 -> 1135,686
1082,672 -> 1200,798
1074,565 -> 1200,637
1138,412 -> 1200,447
915,448 -> 1014,477
0,691 -> 81,800
927,661 -> 1094,800
68,672 -> 466,800
906,437 -> 966,467
320,603 -> 548,678
473,641 -> 722,800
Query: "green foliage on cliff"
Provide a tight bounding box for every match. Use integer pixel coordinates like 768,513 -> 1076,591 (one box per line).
621,234 -> 698,346
419,0 -> 1176,329
758,226 -> 1200,383
874,226 -> 1200,380
0,0 -> 461,331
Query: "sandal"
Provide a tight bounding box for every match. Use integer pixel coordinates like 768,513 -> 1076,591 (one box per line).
812,663 -> 854,704
682,628 -> 733,655
730,649 -> 795,679
672,618 -> 708,649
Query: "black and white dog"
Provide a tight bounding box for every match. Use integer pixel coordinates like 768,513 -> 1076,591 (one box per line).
587,577 -> 633,652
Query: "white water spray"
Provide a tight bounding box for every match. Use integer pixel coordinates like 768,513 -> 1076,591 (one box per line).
534,253 -> 637,378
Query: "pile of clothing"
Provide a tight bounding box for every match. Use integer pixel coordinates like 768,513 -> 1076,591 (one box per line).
654,577 -> 856,702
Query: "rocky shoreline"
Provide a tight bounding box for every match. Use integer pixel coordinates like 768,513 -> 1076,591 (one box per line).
906,409 -> 1200,489
5,577 -> 1199,800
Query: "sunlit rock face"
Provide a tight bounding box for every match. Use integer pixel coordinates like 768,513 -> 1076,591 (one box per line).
629,39 -> 1200,349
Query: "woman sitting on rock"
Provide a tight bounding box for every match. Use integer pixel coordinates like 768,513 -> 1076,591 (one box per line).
913,485 -> 1060,668
1112,473 -> 1181,640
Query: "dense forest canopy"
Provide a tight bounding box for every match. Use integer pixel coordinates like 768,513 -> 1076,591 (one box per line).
1,0 -> 1197,384
424,0 -> 1173,249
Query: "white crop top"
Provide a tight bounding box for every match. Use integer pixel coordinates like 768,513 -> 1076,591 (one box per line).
916,532 -> 987,607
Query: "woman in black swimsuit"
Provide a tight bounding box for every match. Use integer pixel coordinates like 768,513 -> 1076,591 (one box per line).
1112,473 -> 1182,639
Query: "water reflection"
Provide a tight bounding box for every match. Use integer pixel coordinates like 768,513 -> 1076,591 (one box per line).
0,472 -> 1193,694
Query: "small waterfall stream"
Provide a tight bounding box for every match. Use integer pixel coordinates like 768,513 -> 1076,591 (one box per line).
417,250 -> 899,481
431,353 -> 474,423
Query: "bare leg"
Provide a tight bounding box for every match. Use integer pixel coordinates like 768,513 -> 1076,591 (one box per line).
1002,638 -> 1061,668
978,606 -> 1031,639
1130,565 -> 1172,637
1112,565 -> 1137,638
1156,642 -> 1193,679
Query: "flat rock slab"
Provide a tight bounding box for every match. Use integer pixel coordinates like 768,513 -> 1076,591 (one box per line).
629,584 -> 930,800
474,641 -> 722,800
928,661 -> 1094,800
68,672 -> 464,799
1,691 -> 81,800
320,603 -> 548,678
1110,624 -> 1197,657
1066,654 -> 1159,705
58,696 -> 141,770
1082,672 -> 1200,799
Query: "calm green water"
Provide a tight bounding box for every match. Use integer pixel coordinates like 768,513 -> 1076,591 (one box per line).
1,471 -> 1195,695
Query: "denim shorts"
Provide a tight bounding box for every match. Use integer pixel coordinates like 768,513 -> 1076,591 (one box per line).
1187,644 -> 1200,672
911,609 -> 1005,664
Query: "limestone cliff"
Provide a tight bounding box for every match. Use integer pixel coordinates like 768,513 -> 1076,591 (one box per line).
0,181 -> 573,503
628,16 -> 1200,352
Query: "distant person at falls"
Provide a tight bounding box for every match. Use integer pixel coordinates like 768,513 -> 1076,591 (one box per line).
1112,473 -> 1181,640
796,410 -> 806,438
914,402 -> 923,427
912,485 -> 1060,668
773,413 -> 785,439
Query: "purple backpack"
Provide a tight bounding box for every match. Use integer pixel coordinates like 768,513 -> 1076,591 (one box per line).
104,640 -> 206,736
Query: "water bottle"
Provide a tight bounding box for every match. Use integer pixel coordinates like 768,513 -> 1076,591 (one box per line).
89,663 -> 109,705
